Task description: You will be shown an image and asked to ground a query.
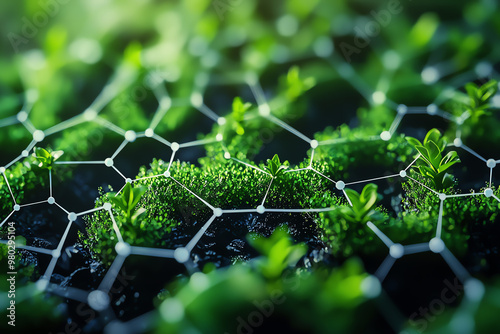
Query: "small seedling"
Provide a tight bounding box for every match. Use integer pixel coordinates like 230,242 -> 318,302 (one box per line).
341,183 -> 382,223
464,79 -> 498,122
265,154 -> 288,178
283,66 -> 316,101
33,147 -> 64,170
231,97 -> 252,135
108,182 -> 147,225
406,128 -> 460,190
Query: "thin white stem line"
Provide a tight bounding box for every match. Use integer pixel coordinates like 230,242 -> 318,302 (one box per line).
98,254 -> 127,293
47,284 -> 89,303
186,215 -> 217,252
460,144 -> 487,162
21,118 -> 36,133
343,189 -> 353,207
94,117 -> 126,135
436,200 -> 444,239
19,200 -> 48,208
489,168 -> 493,186
112,166 -> 127,180
130,246 -> 175,258
375,254 -> 396,283
4,154 -> 23,169
44,114 -> 85,136
170,176 -> 214,210
0,115 -> 18,128
196,104 -> 219,122
15,244 -> 53,255
405,154 -> 421,171
285,167 -> 311,173
266,114 -> 311,143
247,78 -> 267,106
492,194 -> 500,203
167,150 -> 176,173
76,206 -> 104,217
222,209 -> 258,214
261,178 -> 274,206
149,103 -> 171,131
2,171 -> 17,204
0,210 -> 15,228
43,221 -> 73,280
440,248 -> 471,284
406,176 -> 440,195
115,182 -> 127,196
231,158 -> 270,176
310,168 -> 336,184
403,243 -> 430,255
133,174 -> 163,183
55,202 -> 69,214
367,221 -> 394,248
49,169 -> 53,197
309,149 -> 315,166
265,207 -> 335,213
152,134 -> 172,147
108,211 -> 124,243
445,193 -> 482,198
25,139 -> 37,153
111,139 -> 129,159
179,137 -> 217,148
389,113 -> 404,134
55,161 -> 104,165
345,174 -> 399,186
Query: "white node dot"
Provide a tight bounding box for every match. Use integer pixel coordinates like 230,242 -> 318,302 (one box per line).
216,134 -> 223,142
160,96 -> 172,110
464,278 -> 485,302
380,131 -> 391,141
36,278 -> 49,291
103,202 -> 112,210
372,91 -> 386,105
104,158 -> 114,167
313,36 -> 334,58
217,117 -> 226,126
115,242 -> 131,256
453,138 -> 462,147
213,208 -> 223,217
160,298 -> 185,323
475,62 -> 492,77
389,244 -> 404,258
399,170 -> 407,178
256,205 -> 265,214
189,272 -> 210,292
145,128 -> 154,137
276,14 -> 298,37
0,167 -> 5,174
190,92 -> 203,107
486,159 -> 496,168
421,67 -> 439,84
17,111 -> 28,122
174,247 -> 190,263
83,109 -> 97,121
439,193 -> 447,201
14,204 -> 20,211
48,197 -> 55,205
427,104 -> 438,115
164,171 -> 171,178
171,142 -> 180,152
382,50 -> 401,70
68,212 -> 77,221
397,104 -> 407,114
492,94 -> 500,108
125,178 -> 132,184
21,150 -> 29,157
429,237 -> 445,253
125,130 -> 137,142
336,181 -> 345,190
33,130 -> 45,142
258,104 -> 271,117
360,275 -> 381,298
88,290 -> 110,311
224,152 -> 231,159
484,188 -> 493,198
310,140 -> 319,149
52,249 -> 61,258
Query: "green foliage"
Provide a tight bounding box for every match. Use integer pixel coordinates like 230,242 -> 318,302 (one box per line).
231,97 -> 252,135
281,66 -> 316,101
108,182 -> 147,225
265,154 -> 288,179
32,147 -> 64,170
464,79 -> 498,121
248,226 -> 307,279
406,128 -> 460,190
342,184 -> 383,224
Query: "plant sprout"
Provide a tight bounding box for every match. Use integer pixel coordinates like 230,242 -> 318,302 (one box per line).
265,154 -> 288,178
33,147 -> 64,170
231,97 -> 252,135
464,79 -> 498,122
406,128 -> 460,190
341,183 -> 382,223
108,182 -> 147,225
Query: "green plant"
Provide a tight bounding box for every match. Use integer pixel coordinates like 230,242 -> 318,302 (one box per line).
265,154 -> 288,179
108,182 -> 147,225
32,147 -> 64,170
406,128 -> 460,190
341,183 -> 383,224
463,79 -> 498,122
281,66 -> 316,101
231,97 -> 252,136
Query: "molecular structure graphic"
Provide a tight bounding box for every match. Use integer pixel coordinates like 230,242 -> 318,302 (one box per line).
1,55 -> 500,333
